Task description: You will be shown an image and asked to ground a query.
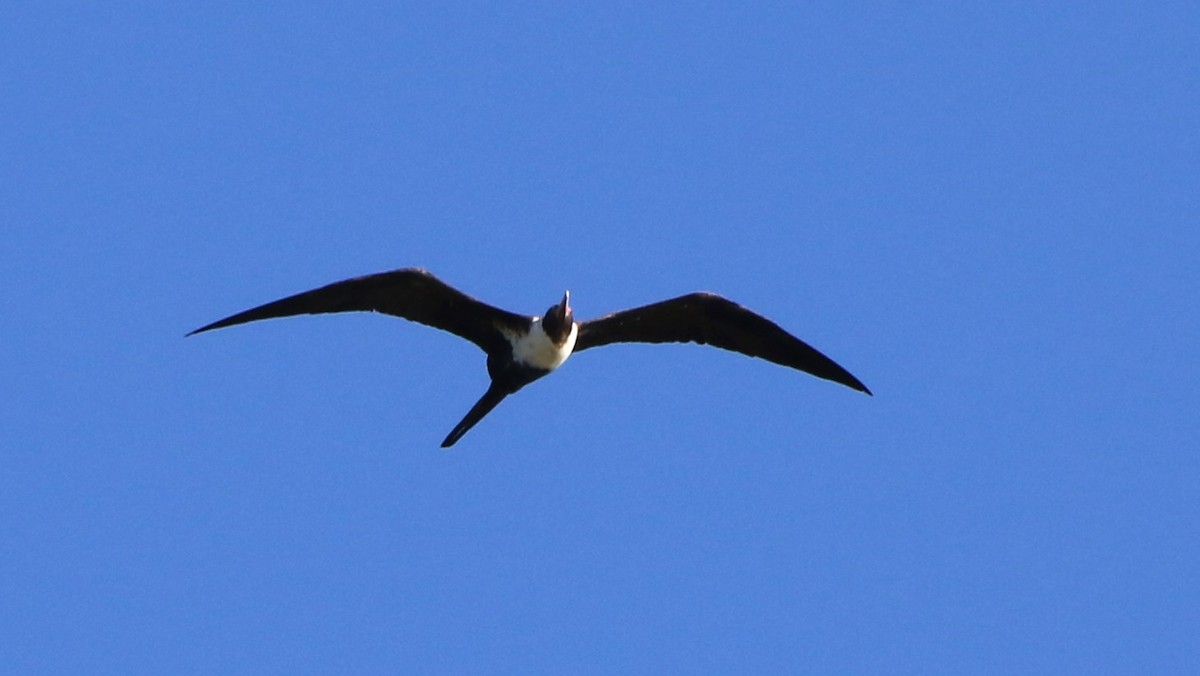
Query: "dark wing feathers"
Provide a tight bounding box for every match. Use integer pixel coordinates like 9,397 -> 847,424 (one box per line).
575,292 -> 871,394
187,268 -> 528,353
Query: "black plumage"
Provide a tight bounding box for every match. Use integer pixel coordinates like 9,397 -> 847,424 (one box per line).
575,292 -> 870,395
189,267 -> 870,446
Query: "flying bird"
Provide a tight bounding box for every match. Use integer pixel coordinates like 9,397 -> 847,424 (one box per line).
189,268 -> 871,447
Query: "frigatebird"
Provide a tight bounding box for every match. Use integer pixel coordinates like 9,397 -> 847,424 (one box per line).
189,268 -> 870,447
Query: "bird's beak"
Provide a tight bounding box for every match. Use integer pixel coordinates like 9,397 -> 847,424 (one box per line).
561,290 -> 571,315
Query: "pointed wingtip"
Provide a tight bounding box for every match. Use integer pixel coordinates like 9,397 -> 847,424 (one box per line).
846,376 -> 872,396
185,325 -> 217,338
186,317 -> 235,337
823,364 -> 871,397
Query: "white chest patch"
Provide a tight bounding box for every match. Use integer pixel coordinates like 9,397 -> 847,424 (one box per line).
511,319 -> 578,371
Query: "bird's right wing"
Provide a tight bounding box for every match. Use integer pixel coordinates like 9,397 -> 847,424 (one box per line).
575,292 -> 871,394
188,268 -> 529,354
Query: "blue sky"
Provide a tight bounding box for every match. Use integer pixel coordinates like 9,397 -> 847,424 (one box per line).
3,2 -> 1198,673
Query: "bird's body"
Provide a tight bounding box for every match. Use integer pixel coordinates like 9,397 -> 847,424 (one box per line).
509,316 -> 578,372
189,268 -> 870,447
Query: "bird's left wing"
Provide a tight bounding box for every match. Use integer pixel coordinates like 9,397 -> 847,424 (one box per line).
574,292 -> 871,394
188,268 -> 528,354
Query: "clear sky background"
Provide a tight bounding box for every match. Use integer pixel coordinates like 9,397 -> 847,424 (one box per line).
3,3 -> 1198,673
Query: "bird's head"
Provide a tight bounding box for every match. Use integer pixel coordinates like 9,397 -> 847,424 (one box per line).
541,291 -> 574,345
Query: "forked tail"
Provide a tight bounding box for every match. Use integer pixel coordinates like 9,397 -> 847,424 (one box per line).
441,382 -> 510,448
